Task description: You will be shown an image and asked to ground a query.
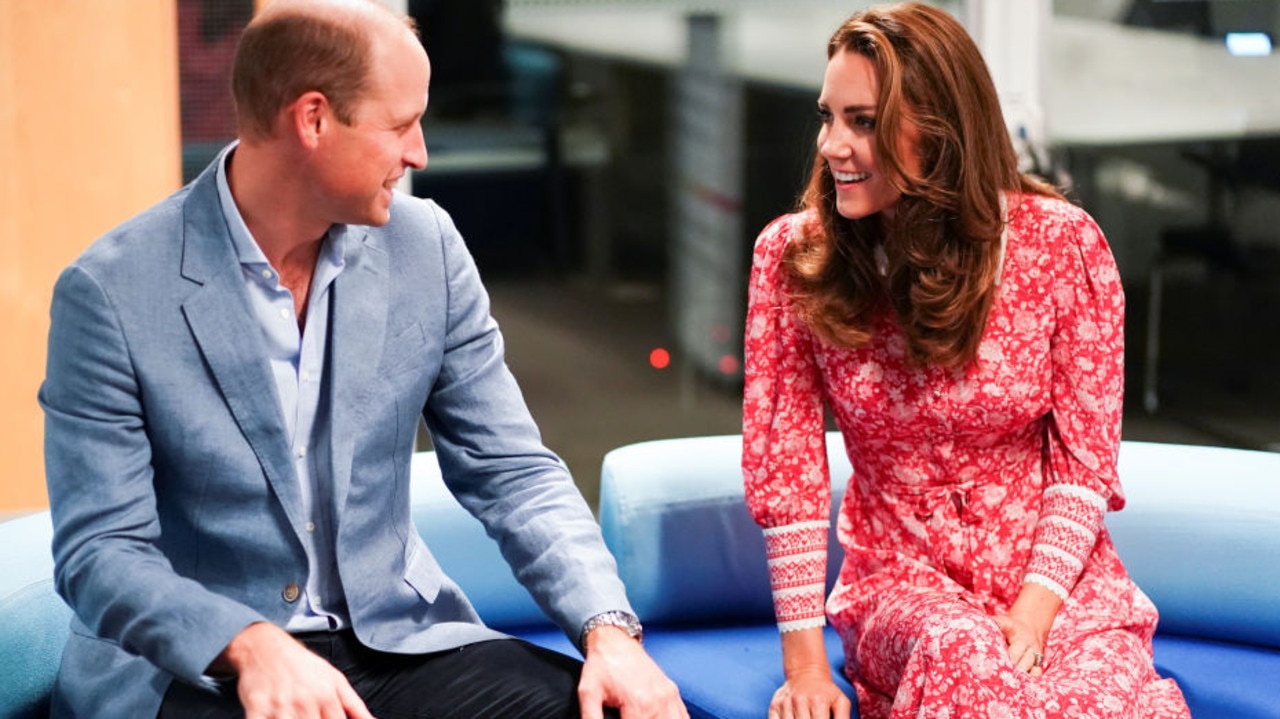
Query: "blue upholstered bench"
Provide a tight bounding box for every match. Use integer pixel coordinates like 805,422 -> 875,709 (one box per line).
3,440 -> 1278,718
596,435 -> 1280,719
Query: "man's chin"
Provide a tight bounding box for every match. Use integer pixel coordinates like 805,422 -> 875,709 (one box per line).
361,201 -> 394,227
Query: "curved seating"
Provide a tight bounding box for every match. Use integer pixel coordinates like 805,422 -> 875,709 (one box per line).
4,439 -> 1278,718
599,435 -> 1280,719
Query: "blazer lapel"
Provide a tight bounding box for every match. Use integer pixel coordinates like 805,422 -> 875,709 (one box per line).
328,229 -> 389,512
178,166 -> 304,525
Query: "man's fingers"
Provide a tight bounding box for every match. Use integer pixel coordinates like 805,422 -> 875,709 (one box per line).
337,679 -> 375,719
578,683 -> 605,719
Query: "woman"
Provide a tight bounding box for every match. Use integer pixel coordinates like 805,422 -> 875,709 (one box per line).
741,4 -> 1191,718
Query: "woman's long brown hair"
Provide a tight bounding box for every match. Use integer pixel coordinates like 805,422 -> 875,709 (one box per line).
784,2 -> 1060,368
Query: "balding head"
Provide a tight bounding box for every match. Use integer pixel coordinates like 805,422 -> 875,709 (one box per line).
232,0 -> 418,140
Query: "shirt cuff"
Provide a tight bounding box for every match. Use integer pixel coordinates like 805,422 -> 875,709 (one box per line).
763,521 -> 829,631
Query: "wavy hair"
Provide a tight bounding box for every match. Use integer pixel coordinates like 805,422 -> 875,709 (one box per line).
784,2 -> 1060,367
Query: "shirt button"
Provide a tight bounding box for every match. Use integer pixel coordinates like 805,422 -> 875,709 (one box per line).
296,447 -> 307,459
305,521 -> 316,532
279,308 -> 291,320
261,269 -> 272,280
282,583 -> 301,603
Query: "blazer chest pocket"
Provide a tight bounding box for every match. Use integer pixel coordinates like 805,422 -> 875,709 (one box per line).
403,537 -> 443,604
380,322 -> 429,379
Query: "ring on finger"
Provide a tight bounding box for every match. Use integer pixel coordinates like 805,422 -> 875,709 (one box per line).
1029,650 -> 1044,670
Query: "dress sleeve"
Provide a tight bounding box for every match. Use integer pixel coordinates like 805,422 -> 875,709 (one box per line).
1024,203 -> 1127,600
742,214 -> 833,632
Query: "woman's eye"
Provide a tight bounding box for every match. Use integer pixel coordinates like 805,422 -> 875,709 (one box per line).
816,107 -> 833,123
855,115 -> 877,130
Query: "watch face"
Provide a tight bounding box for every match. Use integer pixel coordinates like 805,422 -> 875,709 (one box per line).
615,614 -> 643,638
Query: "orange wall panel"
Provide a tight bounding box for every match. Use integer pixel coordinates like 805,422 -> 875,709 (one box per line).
0,1 -> 181,512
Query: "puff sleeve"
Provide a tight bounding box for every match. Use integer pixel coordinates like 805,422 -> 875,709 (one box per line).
1024,204 -> 1127,600
742,214 -> 832,632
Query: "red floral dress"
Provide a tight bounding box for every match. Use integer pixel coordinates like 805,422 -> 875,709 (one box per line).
743,194 -> 1190,718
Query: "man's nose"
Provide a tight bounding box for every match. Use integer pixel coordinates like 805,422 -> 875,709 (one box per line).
405,122 -> 427,170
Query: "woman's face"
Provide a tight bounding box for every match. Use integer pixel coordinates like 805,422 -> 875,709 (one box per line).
816,49 -> 917,221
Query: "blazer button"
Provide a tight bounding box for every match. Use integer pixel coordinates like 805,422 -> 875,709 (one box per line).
282,583 -> 301,603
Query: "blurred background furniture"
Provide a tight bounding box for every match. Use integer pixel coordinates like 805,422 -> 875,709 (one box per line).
1144,136 -> 1280,413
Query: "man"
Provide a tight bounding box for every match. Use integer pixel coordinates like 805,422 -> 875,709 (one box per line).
39,1 -> 686,717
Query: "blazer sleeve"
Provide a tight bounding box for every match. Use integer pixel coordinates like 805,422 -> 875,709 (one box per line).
417,204 -> 634,640
40,264 -> 266,688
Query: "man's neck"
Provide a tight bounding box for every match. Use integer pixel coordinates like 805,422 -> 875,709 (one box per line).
226,140 -> 331,275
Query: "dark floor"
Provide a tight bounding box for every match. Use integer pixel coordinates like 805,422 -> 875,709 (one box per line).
487,275 -> 1280,510
486,277 -> 743,509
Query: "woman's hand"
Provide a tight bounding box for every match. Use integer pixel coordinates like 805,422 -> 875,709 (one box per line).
772,627 -> 852,719
769,667 -> 852,719
995,583 -> 1063,677
994,611 -> 1046,676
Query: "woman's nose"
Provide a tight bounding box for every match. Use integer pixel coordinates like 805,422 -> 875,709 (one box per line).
820,125 -> 853,159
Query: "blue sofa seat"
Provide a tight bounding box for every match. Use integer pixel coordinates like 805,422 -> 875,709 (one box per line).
4,439 -> 1277,718
598,435 -> 1280,719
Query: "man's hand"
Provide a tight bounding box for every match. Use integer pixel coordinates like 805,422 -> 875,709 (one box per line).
578,625 -> 687,719
213,622 -> 375,719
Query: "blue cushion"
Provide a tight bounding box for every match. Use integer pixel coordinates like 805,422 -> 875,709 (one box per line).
520,624 -> 1280,719
408,451 -> 553,631
639,624 -> 857,719
599,435 -> 848,624
1111,442 -> 1280,649
0,512 -> 73,719
1153,634 -> 1280,719
515,623 -> 858,719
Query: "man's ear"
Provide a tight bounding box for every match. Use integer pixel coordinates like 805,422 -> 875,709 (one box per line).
288,91 -> 330,150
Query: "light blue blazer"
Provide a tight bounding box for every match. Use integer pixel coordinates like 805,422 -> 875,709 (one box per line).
40,157 -> 632,717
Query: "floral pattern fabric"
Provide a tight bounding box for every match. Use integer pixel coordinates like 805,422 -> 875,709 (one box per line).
742,194 -> 1190,718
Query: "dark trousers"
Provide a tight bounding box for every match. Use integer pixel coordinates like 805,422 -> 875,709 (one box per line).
159,631 -> 620,719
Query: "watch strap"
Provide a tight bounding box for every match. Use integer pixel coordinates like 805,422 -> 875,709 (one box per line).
579,610 -> 644,648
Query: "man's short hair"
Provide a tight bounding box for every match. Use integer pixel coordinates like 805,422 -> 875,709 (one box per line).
232,4 -> 414,139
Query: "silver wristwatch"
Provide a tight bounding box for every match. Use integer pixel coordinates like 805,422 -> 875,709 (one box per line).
579,610 -> 644,647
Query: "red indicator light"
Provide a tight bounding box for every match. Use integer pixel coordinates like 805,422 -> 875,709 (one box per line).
719,355 -> 740,375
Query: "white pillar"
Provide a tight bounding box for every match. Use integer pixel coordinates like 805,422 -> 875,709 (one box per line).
671,12 -> 746,386
964,0 -> 1052,172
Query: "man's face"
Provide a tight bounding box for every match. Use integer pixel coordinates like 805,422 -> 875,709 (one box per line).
314,25 -> 429,228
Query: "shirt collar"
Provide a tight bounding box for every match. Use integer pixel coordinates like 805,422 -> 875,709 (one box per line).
214,141 -> 348,274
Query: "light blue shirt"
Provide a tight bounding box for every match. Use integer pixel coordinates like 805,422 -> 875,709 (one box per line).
216,145 -> 350,632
